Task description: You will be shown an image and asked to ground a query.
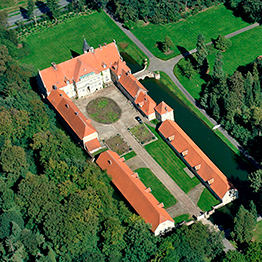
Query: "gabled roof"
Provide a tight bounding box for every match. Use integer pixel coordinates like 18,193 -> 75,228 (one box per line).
96,150 -> 174,233
158,120 -> 235,200
40,42 -> 122,93
47,89 -> 97,140
119,70 -> 147,98
135,92 -> 156,116
111,59 -> 131,77
155,101 -> 173,115
85,138 -> 101,153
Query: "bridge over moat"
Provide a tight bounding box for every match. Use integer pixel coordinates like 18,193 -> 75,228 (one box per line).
133,69 -> 160,81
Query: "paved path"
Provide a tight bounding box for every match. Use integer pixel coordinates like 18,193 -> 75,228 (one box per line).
106,9 -> 261,169
7,0 -> 70,27
112,120 -> 202,217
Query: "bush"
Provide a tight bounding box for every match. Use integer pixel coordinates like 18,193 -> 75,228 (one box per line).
214,34 -> 232,51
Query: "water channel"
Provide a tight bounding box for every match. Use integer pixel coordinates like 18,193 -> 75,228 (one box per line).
123,53 -> 255,227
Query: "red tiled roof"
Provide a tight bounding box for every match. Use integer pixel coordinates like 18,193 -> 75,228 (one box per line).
40,42 -> 122,93
85,138 -> 101,153
96,150 -> 174,233
47,89 -> 97,140
158,120 -> 235,200
119,70 -> 147,98
111,59 -> 131,77
155,101 -> 173,115
135,92 -> 156,116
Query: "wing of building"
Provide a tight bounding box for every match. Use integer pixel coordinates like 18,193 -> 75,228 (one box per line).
47,89 -> 101,154
96,150 -> 175,236
158,119 -> 238,205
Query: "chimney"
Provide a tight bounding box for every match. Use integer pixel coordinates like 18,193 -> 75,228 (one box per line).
75,112 -> 78,115
113,39 -> 116,43
90,47 -> 95,54
104,42 -> 107,46
59,93 -> 62,97
51,62 -> 57,70
65,103 -> 69,108
99,44 -> 102,50
52,84 -> 57,90
132,172 -> 139,178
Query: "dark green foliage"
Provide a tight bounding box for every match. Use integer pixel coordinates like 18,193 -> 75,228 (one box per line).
112,0 -> 223,24
162,36 -> 173,52
196,33 -> 208,71
212,51 -> 224,80
222,250 -> 246,262
249,169 -> 262,193
27,0 -> 35,20
46,0 -> 60,19
179,59 -> 195,79
159,222 -> 223,261
231,205 -> 255,245
214,34 -> 232,51
245,241 -> 262,261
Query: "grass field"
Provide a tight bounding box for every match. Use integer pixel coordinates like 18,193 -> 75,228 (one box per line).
145,125 -> 200,193
132,4 -> 249,60
20,11 -> 146,70
253,220 -> 262,242
197,188 -> 220,211
175,26 -> 262,100
123,151 -> 136,160
135,168 -> 177,208
174,214 -> 191,223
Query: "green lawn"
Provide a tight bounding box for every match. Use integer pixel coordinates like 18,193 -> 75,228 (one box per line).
174,214 -> 191,223
197,188 -> 220,211
253,220 -> 262,242
132,4 -> 250,60
20,11 -> 147,70
123,151 -> 136,160
175,26 -> 262,100
145,125 -> 200,193
134,168 -> 177,208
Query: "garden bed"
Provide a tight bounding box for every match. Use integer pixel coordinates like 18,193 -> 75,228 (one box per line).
129,124 -> 155,145
104,134 -> 131,156
86,97 -> 121,124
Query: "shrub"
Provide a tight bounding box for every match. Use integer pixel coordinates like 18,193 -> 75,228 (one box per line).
214,34 -> 232,51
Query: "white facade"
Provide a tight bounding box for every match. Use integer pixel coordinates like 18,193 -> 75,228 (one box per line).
154,220 -> 175,236
60,68 -> 112,99
221,188 -> 238,205
156,110 -> 174,122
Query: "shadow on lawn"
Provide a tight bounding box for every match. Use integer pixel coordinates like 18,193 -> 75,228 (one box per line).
70,49 -> 80,58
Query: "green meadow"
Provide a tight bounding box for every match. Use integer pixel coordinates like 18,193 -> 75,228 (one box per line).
132,4 -> 249,60
20,11 -> 146,70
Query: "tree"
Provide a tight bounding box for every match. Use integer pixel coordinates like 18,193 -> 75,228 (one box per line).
180,60 -> 195,79
249,169 -> 262,192
162,36 -> 173,52
27,0 -> 35,20
46,0 -> 60,20
245,241 -> 262,261
242,0 -> 262,22
196,33 -> 208,69
0,45 -> 11,76
245,71 -> 254,107
212,51 -> 224,81
249,200 -> 257,227
231,205 -> 254,245
229,70 -> 245,102
214,34 -> 232,51
222,250 -> 246,262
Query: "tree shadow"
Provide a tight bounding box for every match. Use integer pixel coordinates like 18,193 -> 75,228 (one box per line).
36,1 -> 49,14
20,7 -> 29,19
156,41 -> 163,52
70,49 -> 80,58
177,45 -> 197,67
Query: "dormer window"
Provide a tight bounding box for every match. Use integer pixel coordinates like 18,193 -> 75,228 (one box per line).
52,84 -> 57,90
181,150 -> 188,156
194,164 -> 201,171
168,135 -> 175,141
108,160 -> 112,165
65,104 -> 69,108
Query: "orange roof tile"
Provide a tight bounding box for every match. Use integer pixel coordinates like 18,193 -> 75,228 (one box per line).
47,89 -> 97,140
158,120 -> 235,200
155,101 -> 173,115
111,59 -> 131,77
40,42 -> 122,93
119,70 -> 147,98
85,138 -> 101,153
96,150 -> 174,233
135,92 -> 156,116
